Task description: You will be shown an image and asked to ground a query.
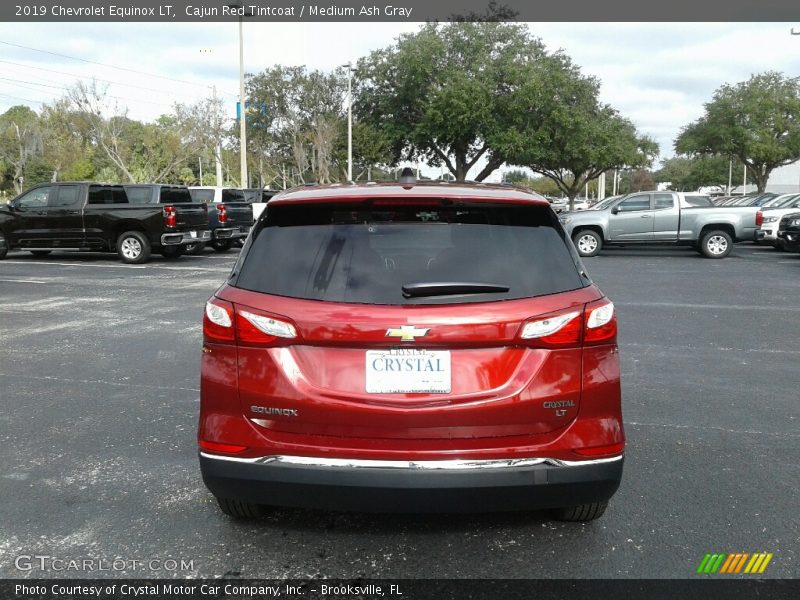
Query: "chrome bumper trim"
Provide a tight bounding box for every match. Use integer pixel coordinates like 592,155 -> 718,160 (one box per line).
199,452 -> 623,469
161,230 -> 212,245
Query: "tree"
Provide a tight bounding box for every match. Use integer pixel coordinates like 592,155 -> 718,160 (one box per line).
40,98 -> 93,182
503,60 -> 658,209
247,65 -> 346,185
654,155 -> 741,192
0,105 -> 42,193
355,22 -> 551,182
675,72 -> 800,193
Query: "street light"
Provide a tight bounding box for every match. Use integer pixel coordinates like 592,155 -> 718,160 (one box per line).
229,3 -> 252,188
341,62 -> 356,181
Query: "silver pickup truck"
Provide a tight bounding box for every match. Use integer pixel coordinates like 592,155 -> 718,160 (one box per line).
559,191 -> 759,258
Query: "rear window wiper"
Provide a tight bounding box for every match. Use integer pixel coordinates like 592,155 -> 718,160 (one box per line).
402,282 -> 510,298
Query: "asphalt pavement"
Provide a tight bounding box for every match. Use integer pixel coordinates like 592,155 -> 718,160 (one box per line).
0,244 -> 797,579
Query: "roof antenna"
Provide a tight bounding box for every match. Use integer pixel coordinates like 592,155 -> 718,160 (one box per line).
398,167 -> 416,189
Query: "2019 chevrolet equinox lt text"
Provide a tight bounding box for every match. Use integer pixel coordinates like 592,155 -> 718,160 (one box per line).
198,179 -> 625,522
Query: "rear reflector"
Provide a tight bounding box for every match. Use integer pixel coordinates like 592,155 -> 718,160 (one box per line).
574,442 -> 625,457
199,440 -> 247,454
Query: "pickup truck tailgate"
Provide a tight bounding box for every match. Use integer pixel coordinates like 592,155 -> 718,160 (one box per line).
174,203 -> 209,230
215,202 -> 253,225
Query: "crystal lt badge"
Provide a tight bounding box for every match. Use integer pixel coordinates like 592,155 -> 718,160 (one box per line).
385,325 -> 430,342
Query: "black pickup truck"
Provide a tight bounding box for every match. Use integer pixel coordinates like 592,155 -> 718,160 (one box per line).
0,182 -> 210,263
777,212 -> 800,253
188,187 -> 253,252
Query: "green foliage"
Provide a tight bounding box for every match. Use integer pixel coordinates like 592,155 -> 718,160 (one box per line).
356,22 -> 549,181
675,72 -> 800,193
502,56 -> 658,206
654,155 -> 740,191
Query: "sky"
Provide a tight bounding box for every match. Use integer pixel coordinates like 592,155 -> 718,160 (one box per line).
2,21 -> 800,181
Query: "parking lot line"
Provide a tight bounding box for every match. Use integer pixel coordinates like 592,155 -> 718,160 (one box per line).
1,260 -> 232,273
2,260 -> 146,269
619,301 -> 800,312
0,278 -> 47,284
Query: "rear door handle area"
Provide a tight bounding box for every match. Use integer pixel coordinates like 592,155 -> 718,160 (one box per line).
640,214 -> 652,218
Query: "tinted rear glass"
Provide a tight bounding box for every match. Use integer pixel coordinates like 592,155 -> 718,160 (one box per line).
235,202 -> 586,305
222,189 -> 246,202
160,187 -> 193,204
190,189 -> 215,204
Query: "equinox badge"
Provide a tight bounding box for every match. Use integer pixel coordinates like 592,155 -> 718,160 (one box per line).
385,325 -> 430,342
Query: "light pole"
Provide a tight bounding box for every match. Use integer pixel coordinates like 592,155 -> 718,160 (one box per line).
341,62 -> 355,181
229,4 -> 250,188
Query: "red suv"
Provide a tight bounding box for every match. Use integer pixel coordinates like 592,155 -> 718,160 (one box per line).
198,181 -> 624,521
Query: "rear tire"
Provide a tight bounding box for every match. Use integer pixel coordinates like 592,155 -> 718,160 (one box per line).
160,246 -> 184,259
554,501 -> 608,522
211,239 -> 233,252
699,229 -> 732,258
116,231 -> 151,264
0,234 -> 7,260
216,497 -> 265,519
572,230 -> 602,257
30,250 -> 52,257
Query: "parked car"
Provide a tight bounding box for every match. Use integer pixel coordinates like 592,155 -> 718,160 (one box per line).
0,182 -> 209,263
188,187 -> 254,252
776,212 -> 800,252
755,196 -> 800,248
198,178 -> 624,521
559,190 -> 760,258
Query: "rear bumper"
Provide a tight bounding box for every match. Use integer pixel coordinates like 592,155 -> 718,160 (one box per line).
199,453 -> 624,513
161,230 -> 211,246
212,226 -> 250,240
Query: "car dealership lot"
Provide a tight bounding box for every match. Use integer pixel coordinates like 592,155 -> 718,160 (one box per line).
0,246 -> 797,579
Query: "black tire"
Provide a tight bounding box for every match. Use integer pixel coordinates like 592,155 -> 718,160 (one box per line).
0,234 -> 7,260
116,231 -> 151,264
572,229 -> 602,257
699,229 -> 733,258
774,241 -> 786,252
161,246 -> 184,259
30,250 -> 52,257
211,239 -> 233,252
554,501 -> 608,522
185,242 -> 206,255
216,497 -> 265,519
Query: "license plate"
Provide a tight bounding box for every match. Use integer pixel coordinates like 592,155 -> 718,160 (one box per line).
189,231 -> 197,238
366,349 -> 451,393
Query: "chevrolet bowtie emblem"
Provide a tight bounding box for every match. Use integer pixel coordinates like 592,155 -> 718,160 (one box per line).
385,325 -> 430,342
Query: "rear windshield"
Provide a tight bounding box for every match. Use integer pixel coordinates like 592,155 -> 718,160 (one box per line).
235,202 -> 586,305
159,187 -> 193,204
222,189 -> 246,202
190,189 -> 215,204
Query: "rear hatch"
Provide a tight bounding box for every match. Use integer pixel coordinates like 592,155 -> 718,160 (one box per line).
159,186 -> 208,230
220,199 -> 603,441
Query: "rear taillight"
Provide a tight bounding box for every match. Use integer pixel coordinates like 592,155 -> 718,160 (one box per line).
583,298 -> 617,345
519,298 -> 617,348
756,210 -> 763,227
520,309 -> 582,347
163,205 -> 177,228
236,307 -> 297,346
203,298 -> 235,343
203,298 -> 297,346
216,203 -> 228,224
